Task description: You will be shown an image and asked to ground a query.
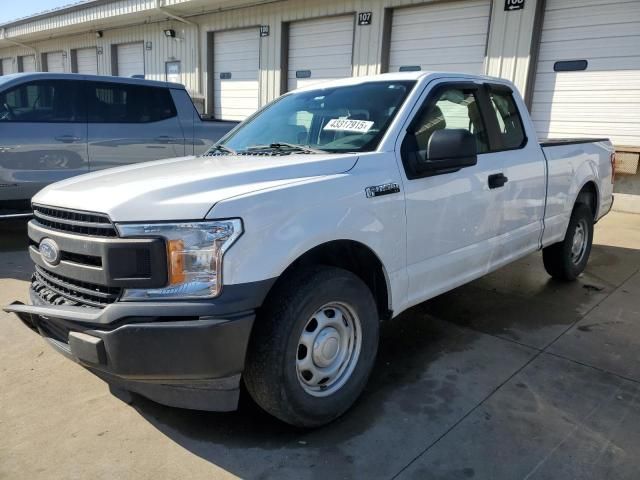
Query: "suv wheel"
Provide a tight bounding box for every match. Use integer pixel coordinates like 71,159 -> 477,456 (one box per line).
243,266 -> 379,427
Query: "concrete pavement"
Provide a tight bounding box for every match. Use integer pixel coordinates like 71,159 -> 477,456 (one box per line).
1,212 -> 640,479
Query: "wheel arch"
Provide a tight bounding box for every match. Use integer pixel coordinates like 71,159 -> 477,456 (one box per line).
263,239 -> 392,321
575,180 -> 599,221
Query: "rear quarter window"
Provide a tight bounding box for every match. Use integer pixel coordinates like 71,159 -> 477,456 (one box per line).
88,83 -> 177,123
488,90 -> 526,150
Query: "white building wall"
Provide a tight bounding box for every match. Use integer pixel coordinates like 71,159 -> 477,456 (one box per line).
0,0 -> 539,111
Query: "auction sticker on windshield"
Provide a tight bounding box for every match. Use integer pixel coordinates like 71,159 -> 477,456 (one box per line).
323,118 -> 375,133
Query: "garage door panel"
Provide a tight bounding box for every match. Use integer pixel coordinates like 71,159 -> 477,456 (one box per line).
540,23 -> 639,43
213,28 -> 260,121
117,43 -> 144,77
287,15 -> 354,91
392,2 -> 489,25
391,34 -> 487,50
46,52 -> 65,73
289,32 -> 353,49
539,37 -> 640,61
531,0 -> 640,147
289,17 -> 353,35
76,48 -> 98,75
542,5 -> 640,29
388,0 -> 490,74
394,21 -> 489,40
533,120 -> 640,145
535,72 -> 640,90
21,56 -> 36,72
2,58 -> 14,75
532,104 -> 640,122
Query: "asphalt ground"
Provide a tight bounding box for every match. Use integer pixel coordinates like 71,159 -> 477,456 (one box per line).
1,211 -> 640,479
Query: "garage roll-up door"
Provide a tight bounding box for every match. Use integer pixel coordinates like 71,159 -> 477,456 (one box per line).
287,15 -> 355,91
117,43 -> 144,78
76,48 -> 98,75
213,28 -> 260,121
531,0 -> 640,148
388,0 -> 490,73
46,52 -> 65,73
20,55 -> 36,72
1,58 -> 13,75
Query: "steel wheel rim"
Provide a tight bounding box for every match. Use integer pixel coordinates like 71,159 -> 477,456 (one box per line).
571,219 -> 588,264
296,302 -> 362,397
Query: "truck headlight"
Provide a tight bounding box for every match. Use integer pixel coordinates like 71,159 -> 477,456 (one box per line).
117,220 -> 243,300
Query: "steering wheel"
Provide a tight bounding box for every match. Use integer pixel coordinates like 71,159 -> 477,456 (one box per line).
2,103 -> 15,120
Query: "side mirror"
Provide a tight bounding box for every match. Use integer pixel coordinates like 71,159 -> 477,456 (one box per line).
418,129 -> 478,172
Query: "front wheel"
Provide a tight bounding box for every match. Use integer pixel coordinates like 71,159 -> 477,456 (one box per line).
243,266 -> 379,427
542,203 -> 594,281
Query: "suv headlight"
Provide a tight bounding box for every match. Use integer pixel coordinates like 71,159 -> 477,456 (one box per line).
117,220 -> 243,300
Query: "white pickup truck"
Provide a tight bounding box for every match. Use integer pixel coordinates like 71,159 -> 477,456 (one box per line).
6,72 -> 614,427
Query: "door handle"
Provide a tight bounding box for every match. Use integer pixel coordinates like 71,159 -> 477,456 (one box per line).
488,173 -> 508,189
55,135 -> 82,143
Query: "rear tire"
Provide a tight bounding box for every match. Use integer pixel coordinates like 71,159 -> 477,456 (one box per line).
243,265 -> 379,428
542,203 -> 593,281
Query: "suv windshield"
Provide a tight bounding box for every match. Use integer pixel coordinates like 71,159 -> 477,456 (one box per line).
214,81 -> 416,154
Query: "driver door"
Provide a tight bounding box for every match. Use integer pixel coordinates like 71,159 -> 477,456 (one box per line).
0,79 -> 88,206
398,81 -> 506,307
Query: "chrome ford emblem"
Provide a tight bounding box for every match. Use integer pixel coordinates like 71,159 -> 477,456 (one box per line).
39,238 -> 61,266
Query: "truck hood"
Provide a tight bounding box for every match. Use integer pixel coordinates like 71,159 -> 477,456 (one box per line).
33,153 -> 358,221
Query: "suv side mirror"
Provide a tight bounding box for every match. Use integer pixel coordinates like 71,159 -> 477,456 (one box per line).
418,129 -> 478,173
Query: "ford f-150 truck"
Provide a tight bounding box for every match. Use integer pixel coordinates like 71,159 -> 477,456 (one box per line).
5,72 -> 614,427
0,73 -> 235,218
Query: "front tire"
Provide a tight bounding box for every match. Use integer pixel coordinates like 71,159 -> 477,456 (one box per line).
542,203 -> 594,281
243,266 -> 379,427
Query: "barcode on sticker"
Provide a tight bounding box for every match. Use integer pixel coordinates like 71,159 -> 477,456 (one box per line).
323,118 -> 374,133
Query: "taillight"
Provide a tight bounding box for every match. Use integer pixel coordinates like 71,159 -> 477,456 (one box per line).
610,152 -> 616,184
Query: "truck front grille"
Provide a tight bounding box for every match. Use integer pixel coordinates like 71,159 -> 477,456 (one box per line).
32,266 -> 122,309
32,204 -> 118,237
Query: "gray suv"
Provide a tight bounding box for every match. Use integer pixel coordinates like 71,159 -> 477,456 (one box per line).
0,73 -> 235,218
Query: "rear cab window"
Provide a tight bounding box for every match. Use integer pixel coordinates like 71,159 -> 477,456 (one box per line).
487,86 -> 526,150
88,82 -> 177,123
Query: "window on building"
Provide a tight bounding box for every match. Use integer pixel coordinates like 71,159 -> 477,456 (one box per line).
488,90 -> 526,150
88,83 -> 176,123
0,80 -> 84,122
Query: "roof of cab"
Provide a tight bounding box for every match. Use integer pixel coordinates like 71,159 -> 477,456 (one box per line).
0,72 -> 185,89
290,71 -> 515,92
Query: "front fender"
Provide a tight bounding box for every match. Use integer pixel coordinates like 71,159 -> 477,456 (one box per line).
212,171 -> 407,312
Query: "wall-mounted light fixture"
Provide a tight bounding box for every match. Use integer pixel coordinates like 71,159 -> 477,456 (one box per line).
96,31 -> 103,38
164,29 -> 176,38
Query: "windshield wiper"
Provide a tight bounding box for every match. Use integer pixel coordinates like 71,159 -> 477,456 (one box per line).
246,143 -> 324,154
207,143 -> 236,155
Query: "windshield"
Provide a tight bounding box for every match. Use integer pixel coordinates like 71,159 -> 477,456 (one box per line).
214,81 -> 415,154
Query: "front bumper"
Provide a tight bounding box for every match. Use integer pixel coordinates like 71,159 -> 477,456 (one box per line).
5,290 -> 257,412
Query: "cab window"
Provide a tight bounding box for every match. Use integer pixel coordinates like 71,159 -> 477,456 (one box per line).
411,88 -> 489,154
0,80 -> 84,123
488,89 -> 526,150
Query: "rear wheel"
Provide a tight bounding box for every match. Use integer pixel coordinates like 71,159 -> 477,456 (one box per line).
542,203 -> 594,281
243,266 -> 379,427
